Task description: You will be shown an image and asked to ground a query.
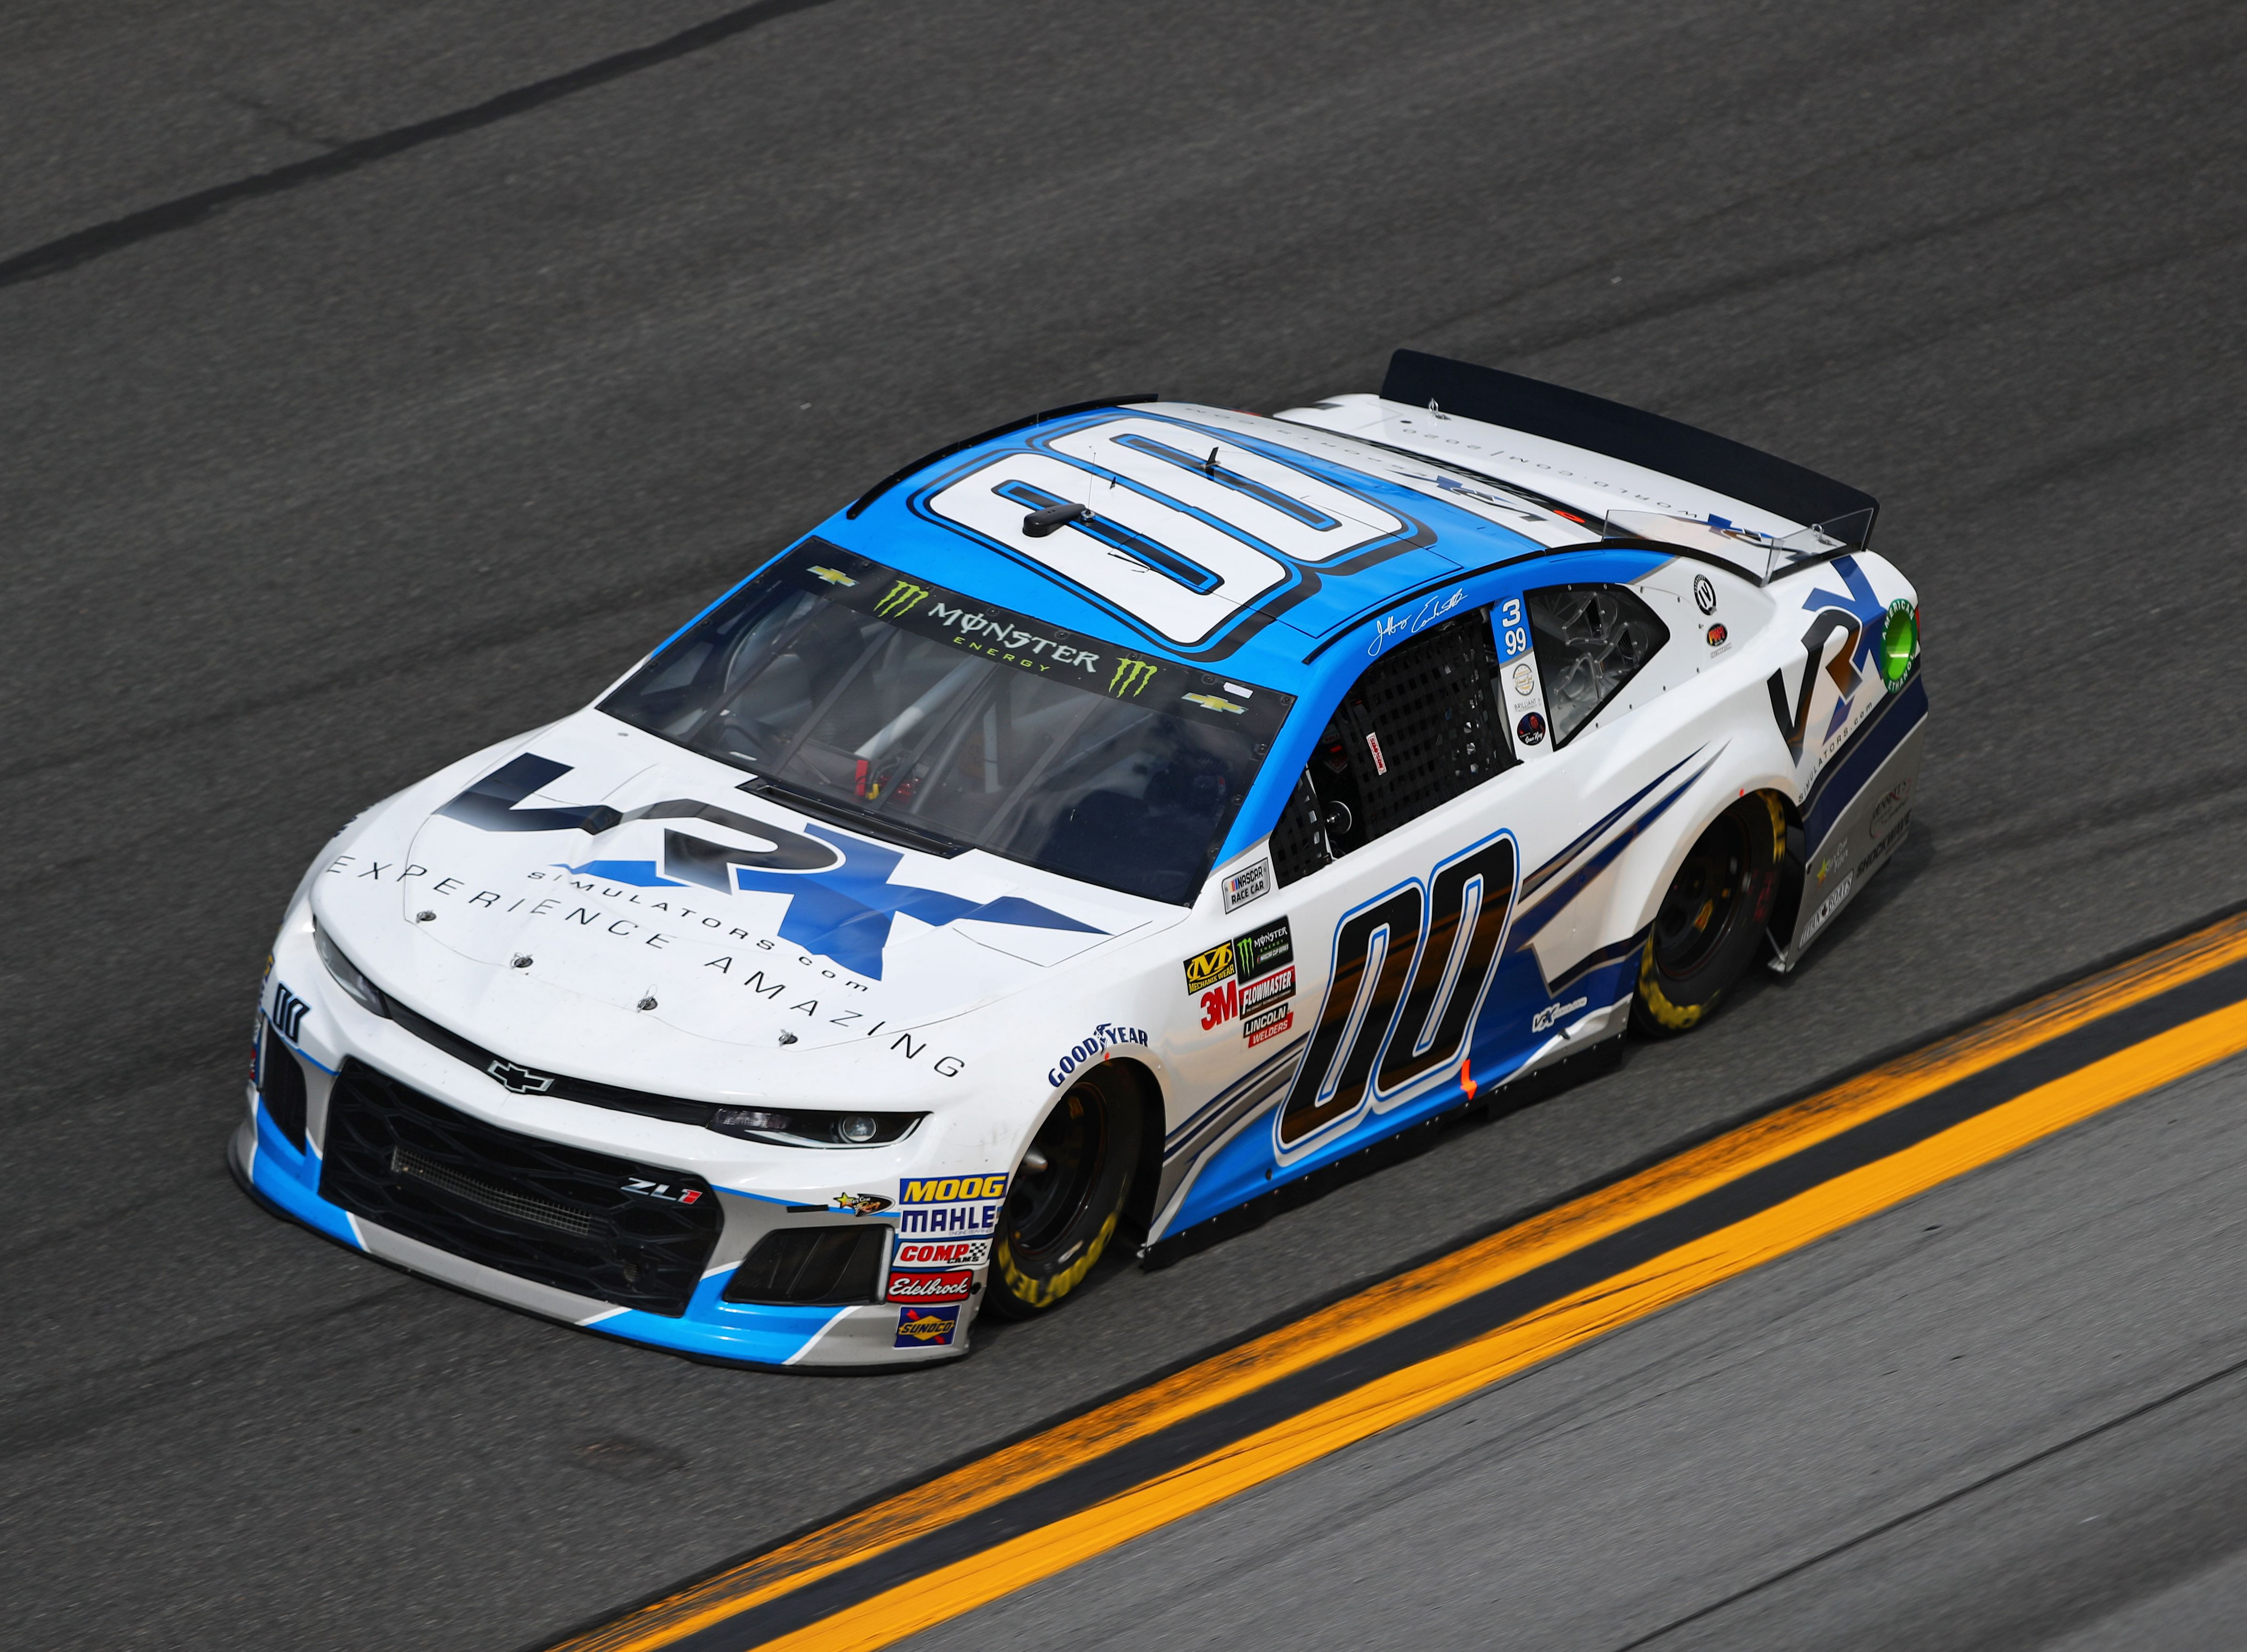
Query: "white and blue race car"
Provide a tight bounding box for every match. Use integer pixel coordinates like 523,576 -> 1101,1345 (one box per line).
233,350 -> 1924,1368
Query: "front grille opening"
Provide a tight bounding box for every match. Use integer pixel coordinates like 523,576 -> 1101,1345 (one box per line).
724,1226 -> 885,1305
318,1061 -> 719,1317
391,1146 -> 596,1238
260,1025 -> 308,1150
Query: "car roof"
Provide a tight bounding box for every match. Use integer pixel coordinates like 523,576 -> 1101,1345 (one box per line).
806,399 -> 1601,696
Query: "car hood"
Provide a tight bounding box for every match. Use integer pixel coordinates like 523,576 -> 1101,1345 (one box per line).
312,713 -> 1171,1079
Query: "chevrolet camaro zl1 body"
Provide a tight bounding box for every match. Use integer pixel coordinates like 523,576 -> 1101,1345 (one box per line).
233,351 -> 1924,1368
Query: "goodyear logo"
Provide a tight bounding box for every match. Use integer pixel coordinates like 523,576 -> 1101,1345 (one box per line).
1108,658 -> 1158,698
1183,940 -> 1235,994
875,580 -> 930,618
900,1174 -> 1009,1204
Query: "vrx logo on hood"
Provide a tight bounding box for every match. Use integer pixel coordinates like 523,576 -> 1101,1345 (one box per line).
438,756 -> 1104,981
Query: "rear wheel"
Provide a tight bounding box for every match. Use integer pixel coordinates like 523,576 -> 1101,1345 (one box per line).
984,1066 -> 1141,1319
1631,793 -> 1784,1036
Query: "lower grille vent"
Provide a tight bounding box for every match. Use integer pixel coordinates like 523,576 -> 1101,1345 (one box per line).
259,1025 -> 308,1150
724,1226 -> 886,1305
391,1146 -> 598,1239
319,1061 -> 719,1316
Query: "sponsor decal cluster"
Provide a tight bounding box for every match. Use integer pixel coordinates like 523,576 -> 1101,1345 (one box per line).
888,1225 -> 992,1310
1222,858 -> 1270,913
897,1173 -> 1009,1237
1187,916 -> 1297,1043
895,1305 -> 962,1347
1048,1023 -> 1151,1088
1805,793 -> 1914,944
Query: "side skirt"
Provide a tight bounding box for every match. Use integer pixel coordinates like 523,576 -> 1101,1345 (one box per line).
1141,1033 -> 1624,1271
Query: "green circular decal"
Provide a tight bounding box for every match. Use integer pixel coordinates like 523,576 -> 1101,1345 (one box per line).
1880,598 -> 1918,692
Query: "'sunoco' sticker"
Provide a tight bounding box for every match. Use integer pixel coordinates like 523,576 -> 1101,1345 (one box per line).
895,1305 -> 962,1347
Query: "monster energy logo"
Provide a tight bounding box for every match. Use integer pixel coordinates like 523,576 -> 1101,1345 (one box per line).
1109,658 -> 1157,698
875,580 -> 930,618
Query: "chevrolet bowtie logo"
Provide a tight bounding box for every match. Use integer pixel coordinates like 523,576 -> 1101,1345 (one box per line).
486,1059 -> 556,1094
875,580 -> 930,618
1109,658 -> 1157,697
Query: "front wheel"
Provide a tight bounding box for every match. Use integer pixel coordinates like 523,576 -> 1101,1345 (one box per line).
1631,793 -> 1784,1037
984,1067 -> 1142,1319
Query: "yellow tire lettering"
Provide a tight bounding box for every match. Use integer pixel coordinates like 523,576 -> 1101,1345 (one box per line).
993,1209 -> 1120,1310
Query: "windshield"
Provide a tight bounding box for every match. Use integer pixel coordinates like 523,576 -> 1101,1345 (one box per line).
600,541 -> 1292,904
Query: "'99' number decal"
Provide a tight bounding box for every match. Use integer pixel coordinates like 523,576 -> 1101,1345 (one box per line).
1498,598 -> 1529,660
1277,834 -> 1518,1153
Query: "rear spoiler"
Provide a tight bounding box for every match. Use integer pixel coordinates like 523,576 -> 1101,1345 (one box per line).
1381,350 -> 1878,547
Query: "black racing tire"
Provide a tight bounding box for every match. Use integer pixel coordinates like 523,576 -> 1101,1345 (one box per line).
1631,792 -> 1785,1037
984,1066 -> 1142,1320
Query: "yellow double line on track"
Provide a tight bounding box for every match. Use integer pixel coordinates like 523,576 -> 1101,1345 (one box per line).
560,912 -> 2247,1652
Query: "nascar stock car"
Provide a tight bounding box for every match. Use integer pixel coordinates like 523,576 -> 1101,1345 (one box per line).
232,350 -> 1924,1368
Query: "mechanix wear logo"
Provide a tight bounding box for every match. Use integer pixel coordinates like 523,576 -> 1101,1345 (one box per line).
1108,658 -> 1157,697
1183,941 -> 1235,994
874,580 -> 930,618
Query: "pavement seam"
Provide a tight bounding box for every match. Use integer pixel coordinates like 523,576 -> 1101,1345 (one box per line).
0,0 -> 843,291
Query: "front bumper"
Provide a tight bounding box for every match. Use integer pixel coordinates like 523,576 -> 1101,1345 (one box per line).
234,926 -> 978,1370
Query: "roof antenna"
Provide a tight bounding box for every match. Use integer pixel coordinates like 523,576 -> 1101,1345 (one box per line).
1204,446 -> 1220,476
1024,501 -> 1092,538
1427,398 -> 1440,413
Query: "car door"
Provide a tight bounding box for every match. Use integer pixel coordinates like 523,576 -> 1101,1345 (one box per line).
1480,568 -> 1703,1055
1161,603 -> 1523,1224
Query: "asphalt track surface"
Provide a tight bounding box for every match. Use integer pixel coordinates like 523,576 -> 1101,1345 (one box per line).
906,1050 -> 2247,1652
1,2 -> 2241,1648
